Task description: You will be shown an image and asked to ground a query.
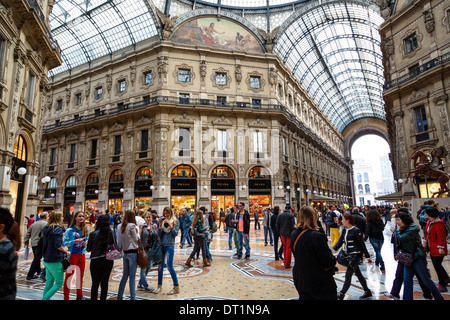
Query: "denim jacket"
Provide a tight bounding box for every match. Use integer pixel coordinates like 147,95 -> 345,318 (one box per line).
63,225 -> 89,256
158,219 -> 179,247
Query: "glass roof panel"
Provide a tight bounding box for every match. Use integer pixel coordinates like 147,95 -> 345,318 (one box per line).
274,1 -> 385,132
49,0 -> 158,76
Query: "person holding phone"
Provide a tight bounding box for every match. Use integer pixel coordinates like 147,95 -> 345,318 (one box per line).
63,211 -> 90,300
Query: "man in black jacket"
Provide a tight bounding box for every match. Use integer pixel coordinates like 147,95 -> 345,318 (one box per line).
276,206 -> 295,268
351,207 -> 367,235
235,202 -> 251,259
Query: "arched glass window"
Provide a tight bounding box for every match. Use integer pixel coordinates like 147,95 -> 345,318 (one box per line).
358,184 -> 363,194
65,175 -> 77,187
364,172 -> 369,182
86,172 -> 99,185
356,173 -> 362,183
249,166 -> 270,179
14,135 -> 27,161
171,165 -> 196,178
365,184 -> 371,193
48,177 -> 57,189
136,167 -> 152,180
211,166 -> 234,178
110,169 -> 124,182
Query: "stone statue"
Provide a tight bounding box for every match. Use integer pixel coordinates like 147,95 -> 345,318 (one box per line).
155,7 -> 178,40
257,27 -> 280,53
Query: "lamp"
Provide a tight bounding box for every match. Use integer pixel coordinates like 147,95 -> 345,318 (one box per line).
150,185 -> 155,190
94,190 -> 99,194
286,185 -> 290,190
17,167 -> 27,175
161,185 -> 165,190
203,185 -> 208,190
120,188 -> 124,193
41,176 -> 51,184
71,191 -> 76,196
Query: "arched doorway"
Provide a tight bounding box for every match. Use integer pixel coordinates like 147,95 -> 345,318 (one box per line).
64,175 -> 77,221
210,165 -> 235,213
170,165 -> 197,211
109,169 -> 124,212
85,172 -> 99,213
9,135 -> 27,220
248,166 -> 272,217
134,166 -> 153,209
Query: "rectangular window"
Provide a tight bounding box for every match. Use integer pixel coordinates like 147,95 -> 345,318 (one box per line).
217,130 -> 227,157
89,139 -> 97,165
113,135 -> 121,162
95,87 -> 103,99
253,131 -> 263,158
179,93 -> 190,104
217,96 -> 227,105
56,99 -> 63,111
139,129 -> 149,158
405,33 -> 418,53
179,127 -> 190,157
50,148 -> 56,165
282,136 -> 288,162
215,73 -> 227,85
118,80 -> 126,92
252,99 -> 261,108
75,93 -> 82,105
250,76 -> 261,89
144,72 -> 152,85
68,144 -> 76,168
409,63 -> 420,77
178,69 -> 190,82
26,72 -> 36,109
414,105 -> 429,142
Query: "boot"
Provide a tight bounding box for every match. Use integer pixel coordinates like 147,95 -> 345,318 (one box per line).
152,285 -> 162,294
203,259 -> 211,267
185,258 -> 193,267
167,286 -> 180,295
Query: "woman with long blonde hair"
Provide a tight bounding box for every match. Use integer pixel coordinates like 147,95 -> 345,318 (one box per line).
63,211 -> 90,300
117,209 -> 140,300
153,207 -> 180,295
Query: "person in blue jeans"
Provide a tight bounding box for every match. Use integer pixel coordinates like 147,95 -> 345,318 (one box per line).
235,202 -> 251,259
138,213 -> 157,292
365,208 -> 386,273
225,208 -> 237,250
180,209 -> 192,248
116,210 -> 140,300
153,207 -> 180,295
395,211 -> 443,300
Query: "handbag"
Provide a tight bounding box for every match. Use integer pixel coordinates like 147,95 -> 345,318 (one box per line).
395,249 -> 414,266
62,254 -> 71,272
137,239 -> 149,269
149,238 -> 163,263
106,243 -> 124,260
337,250 -> 351,267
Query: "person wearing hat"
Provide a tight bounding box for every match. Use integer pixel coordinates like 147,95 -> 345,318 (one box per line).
425,207 -> 450,292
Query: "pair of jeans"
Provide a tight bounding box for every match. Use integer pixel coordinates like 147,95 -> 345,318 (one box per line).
63,253 -> 86,300
42,261 -> 64,300
340,257 -> 369,294
118,252 -> 138,300
189,235 -> 207,260
403,256 -> 444,300
264,226 -> 273,245
273,231 -> 283,259
280,236 -> 292,267
390,261 -> 432,299
180,228 -> 192,247
369,237 -> 385,269
138,251 -> 153,288
90,257 -> 113,300
237,231 -> 250,257
228,228 -> 235,249
27,245 -> 43,278
430,256 -> 450,286
158,246 -> 178,287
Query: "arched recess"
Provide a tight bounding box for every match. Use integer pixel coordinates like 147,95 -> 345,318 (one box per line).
342,117 -> 390,159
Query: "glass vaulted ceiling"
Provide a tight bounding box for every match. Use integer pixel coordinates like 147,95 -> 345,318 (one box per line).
275,1 -> 385,132
48,0 -> 158,76
48,0 -> 385,133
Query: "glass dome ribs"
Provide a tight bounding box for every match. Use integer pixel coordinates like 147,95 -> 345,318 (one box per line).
274,1 -> 385,133
49,0 -> 158,76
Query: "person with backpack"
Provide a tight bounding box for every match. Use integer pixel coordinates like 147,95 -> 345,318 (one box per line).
424,207 -> 450,292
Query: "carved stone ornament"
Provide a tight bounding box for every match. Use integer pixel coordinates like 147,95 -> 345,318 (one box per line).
155,7 -> 178,40
423,10 -> 435,34
257,27 -> 280,53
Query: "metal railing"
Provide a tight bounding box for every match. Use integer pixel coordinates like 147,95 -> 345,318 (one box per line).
384,51 -> 450,90
42,95 -> 346,163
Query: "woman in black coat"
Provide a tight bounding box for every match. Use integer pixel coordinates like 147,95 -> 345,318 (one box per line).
291,206 -> 337,300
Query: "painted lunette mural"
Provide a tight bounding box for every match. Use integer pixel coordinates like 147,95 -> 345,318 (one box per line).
171,17 -> 264,53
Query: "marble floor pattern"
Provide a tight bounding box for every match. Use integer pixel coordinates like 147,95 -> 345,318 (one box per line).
15,220 -> 450,300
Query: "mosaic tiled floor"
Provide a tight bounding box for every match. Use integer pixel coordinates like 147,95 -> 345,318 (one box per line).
15,220 -> 450,300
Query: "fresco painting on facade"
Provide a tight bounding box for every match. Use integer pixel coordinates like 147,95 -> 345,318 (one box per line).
171,17 -> 264,53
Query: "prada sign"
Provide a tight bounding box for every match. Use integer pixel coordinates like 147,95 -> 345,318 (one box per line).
171,178 -> 197,190
249,179 -> 271,190
211,179 -> 235,190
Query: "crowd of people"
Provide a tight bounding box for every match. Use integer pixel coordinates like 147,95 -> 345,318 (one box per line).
0,198 -> 449,301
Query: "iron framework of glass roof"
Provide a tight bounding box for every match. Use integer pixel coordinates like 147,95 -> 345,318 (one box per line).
48,0 -> 386,133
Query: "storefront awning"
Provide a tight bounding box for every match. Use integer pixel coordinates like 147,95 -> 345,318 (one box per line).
309,194 -> 336,201
375,191 -> 402,201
